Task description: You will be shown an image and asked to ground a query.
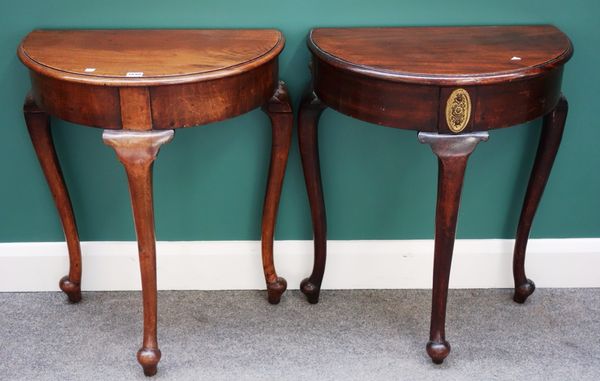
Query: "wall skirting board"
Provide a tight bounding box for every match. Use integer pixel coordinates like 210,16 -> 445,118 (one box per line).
0,239 -> 598,292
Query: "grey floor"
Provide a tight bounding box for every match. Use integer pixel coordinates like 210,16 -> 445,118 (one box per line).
0,289 -> 599,381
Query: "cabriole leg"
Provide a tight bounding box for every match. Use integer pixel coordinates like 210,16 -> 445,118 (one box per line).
24,95 -> 82,303
419,131 -> 489,364
103,129 -> 174,377
298,88 -> 327,304
513,96 -> 568,303
260,81 -> 293,304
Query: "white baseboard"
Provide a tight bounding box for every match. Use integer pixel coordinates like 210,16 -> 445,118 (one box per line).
0,239 -> 598,292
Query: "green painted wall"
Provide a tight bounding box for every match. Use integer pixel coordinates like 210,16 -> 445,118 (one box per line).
1,0 -> 599,242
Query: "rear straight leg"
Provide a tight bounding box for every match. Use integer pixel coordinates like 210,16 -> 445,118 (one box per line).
260,81 -> 293,304
419,131 -> 488,364
23,95 -> 82,303
298,87 -> 327,304
513,96 -> 568,303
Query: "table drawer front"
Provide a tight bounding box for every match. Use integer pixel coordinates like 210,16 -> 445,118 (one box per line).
313,57 -> 438,132
30,72 -> 122,129
150,60 -> 278,129
314,56 -> 564,133
471,67 -> 564,130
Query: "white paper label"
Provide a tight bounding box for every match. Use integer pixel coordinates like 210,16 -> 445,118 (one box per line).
126,72 -> 144,77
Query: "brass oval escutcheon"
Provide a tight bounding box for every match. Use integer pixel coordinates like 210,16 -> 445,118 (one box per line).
445,88 -> 471,133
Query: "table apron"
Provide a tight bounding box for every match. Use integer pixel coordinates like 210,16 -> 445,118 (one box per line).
28,59 -> 279,130
312,56 -> 564,132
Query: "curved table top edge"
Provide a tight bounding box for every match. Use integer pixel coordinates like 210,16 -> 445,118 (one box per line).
18,29 -> 285,87
308,25 -> 573,86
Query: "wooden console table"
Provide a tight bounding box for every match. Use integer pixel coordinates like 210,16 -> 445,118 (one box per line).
19,29 -> 292,376
298,26 -> 572,363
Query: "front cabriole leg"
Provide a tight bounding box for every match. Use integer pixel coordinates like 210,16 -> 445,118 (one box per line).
103,129 -> 174,377
419,131 -> 488,364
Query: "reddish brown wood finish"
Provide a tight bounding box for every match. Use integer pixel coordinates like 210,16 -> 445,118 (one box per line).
419,131 -> 489,363
119,87 -> 153,131
23,95 -> 82,303
19,30 -> 283,130
103,130 -> 174,377
513,96 -> 568,303
299,25 -> 572,364
312,58 -> 438,132
309,26 -> 572,85
310,26 -> 571,133
298,89 -> 327,304
149,60 -> 278,129
29,72 -> 123,129
19,29 -> 290,376
19,29 -> 283,85
261,82 -> 293,304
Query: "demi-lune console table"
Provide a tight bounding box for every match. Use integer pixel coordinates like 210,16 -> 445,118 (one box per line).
19,29 -> 292,376
298,25 -> 572,363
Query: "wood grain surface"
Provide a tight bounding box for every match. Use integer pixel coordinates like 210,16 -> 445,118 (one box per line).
309,26 -> 572,85
19,28 -> 291,376
19,29 -> 284,86
300,25 -> 572,365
